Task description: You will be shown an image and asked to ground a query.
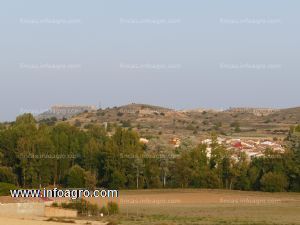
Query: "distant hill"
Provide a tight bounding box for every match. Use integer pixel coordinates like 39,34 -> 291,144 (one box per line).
36,103 -> 300,150
266,107 -> 300,123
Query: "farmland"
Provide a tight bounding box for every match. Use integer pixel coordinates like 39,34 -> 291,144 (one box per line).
88,189 -> 300,225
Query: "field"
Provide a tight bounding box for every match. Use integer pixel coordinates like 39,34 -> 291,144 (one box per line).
89,189 -> 300,225
0,189 -> 299,225
0,217 -> 105,225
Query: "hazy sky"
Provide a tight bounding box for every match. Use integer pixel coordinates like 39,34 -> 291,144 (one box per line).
0,0 -> 299,121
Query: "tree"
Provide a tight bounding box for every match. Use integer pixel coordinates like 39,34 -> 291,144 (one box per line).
0,166 -> 17,184
260,172 -> 288,192
173,152 -> 193,188
67,165 -> 86,188
285,126 -> 300,191
232,152 -> 250,190
83,138 -> 100,174
189,144 -> 209,188
0,182 -> 17,196
84,171 -> 97,190
144,159 -> 161,188
16,137 -> 35,187
132,157 -> 145,189
231,121 -> 241,132
209,134 -> 227,188
109,170 -> 126,189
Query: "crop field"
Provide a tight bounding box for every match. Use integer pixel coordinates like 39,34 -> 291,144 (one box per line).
89,189 -> 300,225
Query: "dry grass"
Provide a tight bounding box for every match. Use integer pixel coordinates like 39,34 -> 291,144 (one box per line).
88,189 -> 300,225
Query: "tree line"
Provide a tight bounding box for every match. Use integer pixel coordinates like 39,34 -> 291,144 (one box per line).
0,114 -> 299,192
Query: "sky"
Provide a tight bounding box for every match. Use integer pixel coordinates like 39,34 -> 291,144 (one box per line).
0,0 -> 299,121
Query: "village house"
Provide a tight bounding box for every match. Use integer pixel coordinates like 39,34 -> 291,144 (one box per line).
201,137 -> 285,161
139,138 -> 149,144
170,137 -> 181,148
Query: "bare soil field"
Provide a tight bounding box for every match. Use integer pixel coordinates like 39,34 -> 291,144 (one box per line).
88,189 -> 300,225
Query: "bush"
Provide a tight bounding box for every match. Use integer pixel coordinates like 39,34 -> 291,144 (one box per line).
0,182 -> 17,196
107,202 -> 119,215
295,125 -> 300,132
234,126 -> 241,132
74,120 -> 81,127
264,119 -> 271,124
51,202 -> 59,207
117,112 -> 123,117
121,120 -> 131,128
87,202 -> 100,216
260,172 -> 288,192
61,199 -> 100,216
100,206 -> 109,215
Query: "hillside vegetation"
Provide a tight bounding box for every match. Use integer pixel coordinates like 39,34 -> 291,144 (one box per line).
59,104 -> 300,149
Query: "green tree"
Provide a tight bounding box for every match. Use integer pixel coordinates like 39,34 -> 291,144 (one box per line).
84,171 -> 97,189
260,172 -> 288,192
0,166 -> 17,184
66,165 -> 86,188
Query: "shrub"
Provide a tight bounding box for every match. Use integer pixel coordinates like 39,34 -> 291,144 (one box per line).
96,112 -> 105,116
87,202 -> 100,216
295,125 -> 300,132
100,206 -> 109,215
264,119 -> 271,124
61,199 -> 100,216
234,126 -> 241,132
117,112 -> 123,117
186,124 -> 194,130
74,120 -> 81,127
51,202 -> 59,207
121,120 -> 131,128
107,202 -> 119,215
